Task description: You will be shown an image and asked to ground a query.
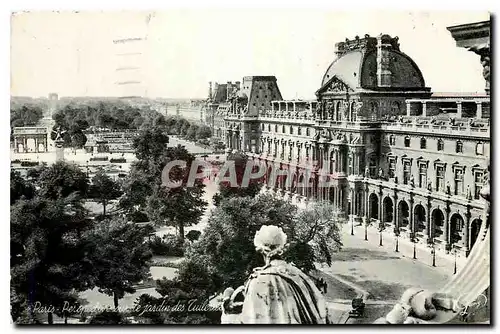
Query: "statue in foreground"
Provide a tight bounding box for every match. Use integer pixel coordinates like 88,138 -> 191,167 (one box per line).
221,225 -> 328,324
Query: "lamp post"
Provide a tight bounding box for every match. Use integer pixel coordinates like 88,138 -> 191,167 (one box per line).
379,221 -> 384,246
431,238 -> 436,267
351,219 -> 354,236
364,219 -> 368,241
453,246 -> 457,274
410,231 -> 417,259
394,226 -> 400,252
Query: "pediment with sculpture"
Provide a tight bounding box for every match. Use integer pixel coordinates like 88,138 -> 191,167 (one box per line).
317,76 -> 354,95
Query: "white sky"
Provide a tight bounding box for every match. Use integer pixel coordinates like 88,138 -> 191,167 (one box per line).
10,10 -> 490,99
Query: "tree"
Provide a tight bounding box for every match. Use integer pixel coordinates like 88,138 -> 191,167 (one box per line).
84,217 -> 152,310
132,259 -> 221,324
132,127 -> 169,164
188,194 -> 297,291
185,124 -> 198,141
37,162 -> 89,200
213,151 -> 262,206
11,195 -> 94,324
10,170 -> 35,205
89,168 -> 123,217
146,146 -> 206,242
293,201 -> 343,267
195,125 -> 212,140
188,195 -> 344,294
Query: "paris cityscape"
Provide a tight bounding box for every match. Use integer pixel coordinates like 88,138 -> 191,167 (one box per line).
10,10 -> 491,325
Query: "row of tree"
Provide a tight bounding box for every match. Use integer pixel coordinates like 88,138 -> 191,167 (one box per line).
10,105 -> 43,128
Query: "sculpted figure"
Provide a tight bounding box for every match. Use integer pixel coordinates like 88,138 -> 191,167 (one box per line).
373,288 -> 460,324
221,225 -> 328,324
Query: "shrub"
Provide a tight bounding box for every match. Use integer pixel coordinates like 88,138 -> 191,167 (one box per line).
128,210 -> 149,223
147,234 -> 184,257
186,230 -> 202,242
20,161 -> 38,167
90,157 -> 109,161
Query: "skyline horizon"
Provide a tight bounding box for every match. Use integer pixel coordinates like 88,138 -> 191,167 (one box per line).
11,11 -> 490,99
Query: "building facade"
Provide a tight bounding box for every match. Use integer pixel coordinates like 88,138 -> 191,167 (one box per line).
205,23 -> 490,257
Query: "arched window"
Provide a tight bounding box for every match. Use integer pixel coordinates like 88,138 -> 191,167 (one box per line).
290,126 -> 294,135
306,128 -> 310,136
476,142 -> 484,155
456,141 -> 463,153
274,124 -> 278,132
420,138 -> 427,149
391,101 -> 400,114
437,139 -> 444,151
298,127 -> 302,135
282,125 -> 286,133
389,135 -> 396,146
404,136 -> 411,148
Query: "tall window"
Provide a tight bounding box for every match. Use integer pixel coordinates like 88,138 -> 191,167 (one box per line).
389,135 -> 396,146
275,124 -> 278,132
474,170 -> 484,199
388,158 -> 396,178
348,154 -> 353,175
403,161 -> 411,185
454,168 -> 464,195
436,165 -> 445,192
418,163 -> 427,188
391,101 -> 400,114
476,142 -> 484,155
290,126 -> 294,135
456,141 -> 463,153
437,139 -> 444,151
404,136 -> 411,148
282,125 -> 286,133
420,138 -> 427,149
306,128 -> 310,136
297,127 -> 302,135
369,157 -> 377,178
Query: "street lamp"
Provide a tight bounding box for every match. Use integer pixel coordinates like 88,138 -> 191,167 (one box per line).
379,221 -> 384,246
410,231 -> 417,259
351,217 -> 354,236
430,238 -> 436,267
364,219 -> 368,241
453,246 -> 457,274
394,226 -> 400,252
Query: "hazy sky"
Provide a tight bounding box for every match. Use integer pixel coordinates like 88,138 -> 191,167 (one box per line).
11,10 -> 490,99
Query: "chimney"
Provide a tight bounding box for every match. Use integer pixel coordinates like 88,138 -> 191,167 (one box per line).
227,81 -> 232,100
376,34 -> 392,87
235,81 -> 241,90
208,81 -> 212,100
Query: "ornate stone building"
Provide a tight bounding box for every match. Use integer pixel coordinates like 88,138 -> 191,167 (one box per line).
205,22 -> 490,258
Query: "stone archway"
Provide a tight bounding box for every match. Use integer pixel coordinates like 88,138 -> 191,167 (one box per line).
431,208 -> 445,239
450,213 -> 464,246
398,200 -> 410,229
369,193 -> 379,220
383,196 -> 394,224
470,218 -> 482,249
414,204 -> 426,234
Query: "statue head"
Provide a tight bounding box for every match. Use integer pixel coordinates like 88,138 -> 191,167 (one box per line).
254,225 -> 287,265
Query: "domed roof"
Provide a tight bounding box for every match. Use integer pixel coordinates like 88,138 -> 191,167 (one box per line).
319,46 -> 426,92
321,51 -> 364,89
